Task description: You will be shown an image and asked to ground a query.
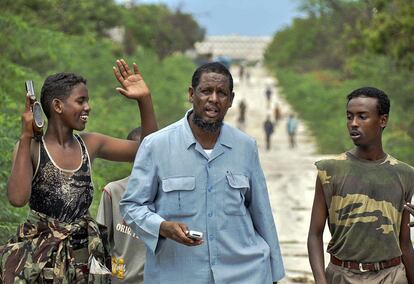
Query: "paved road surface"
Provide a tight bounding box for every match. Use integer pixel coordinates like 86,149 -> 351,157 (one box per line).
226,64 -> 332,283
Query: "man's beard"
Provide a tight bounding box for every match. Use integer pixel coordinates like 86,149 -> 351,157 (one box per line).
192,112 -> 223,133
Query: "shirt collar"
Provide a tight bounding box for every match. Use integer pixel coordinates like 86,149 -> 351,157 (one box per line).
181,109 -> 233,150
182,109 -> 197,149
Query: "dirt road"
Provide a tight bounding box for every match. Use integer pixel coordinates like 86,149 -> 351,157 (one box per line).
226,64 -> 331,283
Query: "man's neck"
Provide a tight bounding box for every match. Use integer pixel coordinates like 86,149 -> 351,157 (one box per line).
350,146 -> 386,161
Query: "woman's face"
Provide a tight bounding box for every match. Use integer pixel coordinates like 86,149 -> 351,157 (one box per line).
60,83 -> 91,131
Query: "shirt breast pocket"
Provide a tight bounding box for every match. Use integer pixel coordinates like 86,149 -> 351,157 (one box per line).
224,173 -> 249,216
160,176 -> 197,217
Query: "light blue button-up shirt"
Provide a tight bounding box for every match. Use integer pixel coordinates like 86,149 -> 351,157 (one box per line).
120,111 -> 285,284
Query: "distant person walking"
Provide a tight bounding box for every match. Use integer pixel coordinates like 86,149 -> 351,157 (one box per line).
265,86 -> 272,107
263,116 -> 274,151
287,113 -> 298,148
239,64 -> 245,81
245,69 -> 251,84
238,99 -> 247,129
273,103 -> 282,126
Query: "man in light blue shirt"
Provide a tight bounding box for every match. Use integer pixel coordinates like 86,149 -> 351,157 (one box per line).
120,62 -> 285,283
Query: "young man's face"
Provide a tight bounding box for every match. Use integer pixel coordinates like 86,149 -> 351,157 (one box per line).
59,83 -> 91,131
188,72 -> 234,132
346,96 -> 388,147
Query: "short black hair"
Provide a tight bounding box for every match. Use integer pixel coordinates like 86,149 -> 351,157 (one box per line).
347,87 -> 390,115
40,72 -> 87,118
191,62 -> 233,92
126,127 -> 142,141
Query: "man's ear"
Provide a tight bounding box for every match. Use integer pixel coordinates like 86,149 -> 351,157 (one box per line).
380,114 -> 388,129
52,98 -> 63,114
228,92 -> 235,107
188,86 -> 194,103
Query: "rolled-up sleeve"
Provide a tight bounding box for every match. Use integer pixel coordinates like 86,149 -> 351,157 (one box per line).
247,141 -> 285,282
119,138 -> 165,254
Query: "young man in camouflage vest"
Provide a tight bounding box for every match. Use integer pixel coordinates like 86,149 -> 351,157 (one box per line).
307,87 -> 414,283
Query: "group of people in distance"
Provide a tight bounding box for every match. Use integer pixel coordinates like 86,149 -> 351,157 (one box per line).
0,59 -> 414,284
262,83 -> 299,151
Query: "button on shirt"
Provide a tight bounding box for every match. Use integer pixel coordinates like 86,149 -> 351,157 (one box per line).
120,110 -> 285,284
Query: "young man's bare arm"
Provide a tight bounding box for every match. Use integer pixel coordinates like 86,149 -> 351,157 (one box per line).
307,176 -> 328,284
404,203 -> 414,227
400,209 -> 414,283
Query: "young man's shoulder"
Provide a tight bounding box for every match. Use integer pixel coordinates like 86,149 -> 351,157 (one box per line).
103,176 -> 130,196
315,152 -> 348,168
385,154 -> 414,174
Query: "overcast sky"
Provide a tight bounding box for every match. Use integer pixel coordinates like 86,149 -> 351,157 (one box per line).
134,0 -> 303,36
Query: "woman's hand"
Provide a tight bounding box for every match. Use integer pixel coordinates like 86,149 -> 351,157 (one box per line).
21,94 -> 34,139
113,58 -> 151,100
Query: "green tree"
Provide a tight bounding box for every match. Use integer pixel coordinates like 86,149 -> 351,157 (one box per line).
122,4 -> 205,58
0,6 -> 197,242
0,0 -> 121,36
360,0 -> 414,69
264,0 -> 414,164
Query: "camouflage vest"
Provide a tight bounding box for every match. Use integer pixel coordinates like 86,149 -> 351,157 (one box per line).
315,152 -> 414,262
0,210 -> 110,283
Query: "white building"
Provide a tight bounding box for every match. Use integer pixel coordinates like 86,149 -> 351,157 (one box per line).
194,35 -> 272,62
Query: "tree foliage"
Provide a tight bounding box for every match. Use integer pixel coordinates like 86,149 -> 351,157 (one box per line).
0,1 -> 200,242
0,0 -> 121,36
359,0 -> 414,69
265,0 -> 414,163
0,0 -> 204,58
121,4 -> 205,58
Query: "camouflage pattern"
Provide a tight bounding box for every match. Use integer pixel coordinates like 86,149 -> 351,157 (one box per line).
0,210 -> 110,283
315,152 -> 414,263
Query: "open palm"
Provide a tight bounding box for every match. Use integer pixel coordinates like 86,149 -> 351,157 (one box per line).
113,59 -> 150,99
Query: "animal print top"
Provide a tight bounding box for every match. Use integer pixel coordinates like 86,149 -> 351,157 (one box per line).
30,134 -> 93,223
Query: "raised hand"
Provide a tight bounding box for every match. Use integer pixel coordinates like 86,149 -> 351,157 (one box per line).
113,59 -> 150,100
